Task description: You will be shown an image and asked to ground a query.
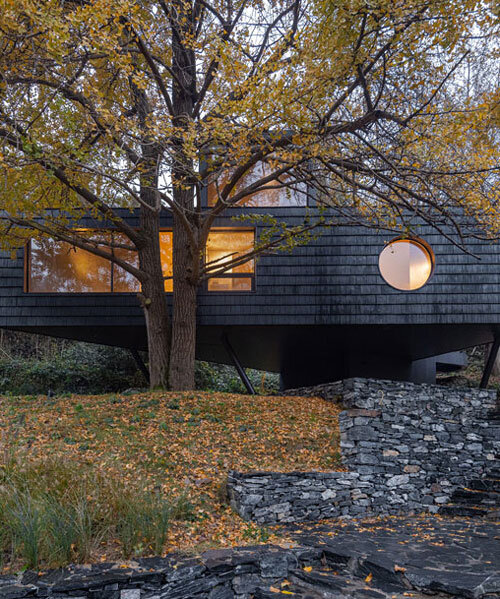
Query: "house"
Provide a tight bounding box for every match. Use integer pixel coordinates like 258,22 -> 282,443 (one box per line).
2,184 -> 499,389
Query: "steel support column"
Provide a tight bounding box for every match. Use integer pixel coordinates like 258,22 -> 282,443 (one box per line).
130,348 -> 150,385
480,336 -> 500,389
221,333 -> 256,395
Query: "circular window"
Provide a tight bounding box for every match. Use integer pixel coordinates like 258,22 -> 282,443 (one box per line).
378,237 -> 434,291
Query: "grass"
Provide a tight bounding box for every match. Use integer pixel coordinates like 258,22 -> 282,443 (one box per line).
0,390 -> 342,571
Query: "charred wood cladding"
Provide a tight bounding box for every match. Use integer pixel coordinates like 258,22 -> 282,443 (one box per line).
1,206 -> 499,387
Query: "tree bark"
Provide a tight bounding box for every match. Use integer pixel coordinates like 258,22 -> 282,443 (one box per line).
169,212 -> 197,390
168,1 -> 198,390
138,208 -> 171,389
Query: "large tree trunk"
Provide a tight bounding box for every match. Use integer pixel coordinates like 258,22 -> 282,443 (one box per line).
169,213 -> 197,390
138,208 -> 171,389
168,1 -> 198,390
127,43 -> 171,388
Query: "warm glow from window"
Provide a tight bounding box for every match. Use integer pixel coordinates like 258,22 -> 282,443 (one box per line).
113,233 -> 140,292
29,235 -> 112,293
28,229 -> 254,293
206,230 -> 254,291
378,238 -> 434,291
160,232 -> 173,292
207,161 -> 307,207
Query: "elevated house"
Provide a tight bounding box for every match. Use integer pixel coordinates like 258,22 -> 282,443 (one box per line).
1,177 -> 499,390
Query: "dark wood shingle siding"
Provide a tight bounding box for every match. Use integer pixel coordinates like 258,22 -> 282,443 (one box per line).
0,208 -> 499,329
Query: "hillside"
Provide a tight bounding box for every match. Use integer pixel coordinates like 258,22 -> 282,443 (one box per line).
0,391 -> 342,570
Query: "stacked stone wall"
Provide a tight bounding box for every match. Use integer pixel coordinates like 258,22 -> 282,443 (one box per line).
0,545 -> 322,599
228,378 -> 499,523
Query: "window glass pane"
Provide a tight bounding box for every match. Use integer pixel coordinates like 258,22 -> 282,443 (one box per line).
208,277 -> 253,291
29,235 -> 112,292
378,239 -> 433,291
206,230 -> 254,291
206,230 -> 254,274
160,232 -> 173,292
112,233 -> 140,292
207,161 -> 307,207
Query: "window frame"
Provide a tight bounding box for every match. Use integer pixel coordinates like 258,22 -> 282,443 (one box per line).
204,227 -> 256,293
24,227 -> 256,295
378,236 -> 435,292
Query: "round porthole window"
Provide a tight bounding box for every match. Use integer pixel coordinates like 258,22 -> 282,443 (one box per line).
378,237 -> 434,291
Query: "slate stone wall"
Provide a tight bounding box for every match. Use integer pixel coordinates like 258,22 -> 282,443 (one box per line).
228,378 -> 499,523
0,545 -> 321,599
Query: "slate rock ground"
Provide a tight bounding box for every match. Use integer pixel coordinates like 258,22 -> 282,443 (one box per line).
282,515 -> 500,599
0,516 -> 497,598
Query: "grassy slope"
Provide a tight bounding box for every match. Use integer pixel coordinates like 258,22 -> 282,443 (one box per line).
0,391 -> 342,566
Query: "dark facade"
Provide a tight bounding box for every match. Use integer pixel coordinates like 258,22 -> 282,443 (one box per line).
1,207 -> 500,388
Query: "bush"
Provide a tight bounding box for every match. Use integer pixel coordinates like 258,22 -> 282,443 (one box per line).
0,353 -> 279,396
195,361 -> 279,395
0,330 -> 280,395
0,344 -> 145,395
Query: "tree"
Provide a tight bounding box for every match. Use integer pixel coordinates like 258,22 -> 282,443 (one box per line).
0,0 -> 498,390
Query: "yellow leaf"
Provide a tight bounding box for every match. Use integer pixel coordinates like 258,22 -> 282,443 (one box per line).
303,566 -> 313,572
365,573 -> 373,583
394,565 -> 406,573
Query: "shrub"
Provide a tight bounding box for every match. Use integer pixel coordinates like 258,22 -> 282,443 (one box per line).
195,361 -> 279,394
0,351 -> 279,396
0,345 -> 145,395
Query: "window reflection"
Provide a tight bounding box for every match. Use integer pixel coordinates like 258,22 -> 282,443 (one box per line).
28,229 -> 255,293
207,277 -> 253,291
29,235 -> 112,293
206,230 -> 254,291
112,233 -> 140,292
207,161 -> 307,207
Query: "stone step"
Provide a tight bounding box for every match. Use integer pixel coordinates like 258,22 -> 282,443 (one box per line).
452,488 -> 500,507
438,504 -> 491,517
468,478 -> 500,492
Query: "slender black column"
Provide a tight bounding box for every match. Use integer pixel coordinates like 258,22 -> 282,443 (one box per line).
221,333 -> 256,395
480,336 -> 500,389
130,348 -> 150,385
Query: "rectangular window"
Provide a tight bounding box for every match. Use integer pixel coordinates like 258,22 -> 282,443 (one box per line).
207,161 -> 307,207
160,232 -> 173,292
206,230 -> 254,292
28,234 -> 113,293
27,229 -> 254,293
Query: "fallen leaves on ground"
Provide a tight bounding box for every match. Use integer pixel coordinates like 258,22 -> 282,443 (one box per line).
0,390 -> 342,561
